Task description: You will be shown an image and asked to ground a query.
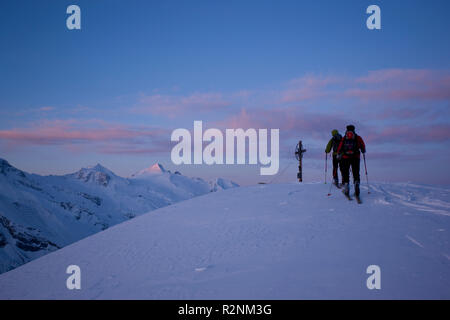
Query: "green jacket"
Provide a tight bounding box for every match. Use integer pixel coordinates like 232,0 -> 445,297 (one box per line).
325,134 -> 342,155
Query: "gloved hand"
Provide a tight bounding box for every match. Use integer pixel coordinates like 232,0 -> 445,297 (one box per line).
336,154 -> 342,161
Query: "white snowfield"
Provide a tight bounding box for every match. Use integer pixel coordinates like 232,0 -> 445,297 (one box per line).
0,182 -> 449,299
0,159 -> 238,274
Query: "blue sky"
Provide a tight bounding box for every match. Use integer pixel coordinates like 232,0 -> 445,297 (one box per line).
0,0 -> 449,185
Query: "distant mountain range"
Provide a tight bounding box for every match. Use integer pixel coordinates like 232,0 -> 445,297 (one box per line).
0,158 -> 238,274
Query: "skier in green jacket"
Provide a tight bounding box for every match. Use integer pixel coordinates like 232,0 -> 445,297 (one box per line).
325,129 -> 343,187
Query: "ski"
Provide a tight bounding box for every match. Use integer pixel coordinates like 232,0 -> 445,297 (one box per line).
341,184 -> 352,200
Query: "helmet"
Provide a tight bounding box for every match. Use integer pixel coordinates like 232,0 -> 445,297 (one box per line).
346,125 -> 355,132
331,129 -> 338,136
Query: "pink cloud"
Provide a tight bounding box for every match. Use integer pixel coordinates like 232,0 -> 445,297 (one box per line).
366,125 -> 450,144
214,105 -> 450,157
232,90 -> 254,99
39,106 -> 55,112
0,125 -> 141,145
367,152 -> 428,161
123,68 -> 450,128
289,75 -> 343,87
214,107 -> 351,142
4,69 -> 447,158
277,69 -> 450,104
98,144 -> 170,155
0,120 -> 171,155
349,69 -> 450,101
280,75 -> 343,103
356,69 -> 434,84
375,107 -> 437,121
345,87 -> 450,101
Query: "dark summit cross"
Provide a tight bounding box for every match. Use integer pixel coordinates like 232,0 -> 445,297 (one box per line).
295,140 -> 307,182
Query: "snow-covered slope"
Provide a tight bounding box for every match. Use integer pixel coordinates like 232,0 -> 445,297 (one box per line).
0,182 -> 448,299
0,159 -> 238,274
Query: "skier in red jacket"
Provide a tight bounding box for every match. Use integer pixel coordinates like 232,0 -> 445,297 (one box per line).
336,125 -> 366,197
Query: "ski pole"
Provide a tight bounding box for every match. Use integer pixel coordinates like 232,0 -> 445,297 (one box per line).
327,171 -> 333,196
325,153 -> 327,184
363,153 -> 371,194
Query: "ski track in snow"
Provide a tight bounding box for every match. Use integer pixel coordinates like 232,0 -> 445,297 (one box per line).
370,184 -> 450,216
0,182 -> 449,299
405,235 -> 425,248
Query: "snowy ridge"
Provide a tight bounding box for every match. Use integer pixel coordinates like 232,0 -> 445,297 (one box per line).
0,159 -> 238,274
0,182 -> 448,299
209,178 -> 240,192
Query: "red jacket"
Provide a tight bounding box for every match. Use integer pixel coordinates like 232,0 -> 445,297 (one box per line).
337,134 -> 366,159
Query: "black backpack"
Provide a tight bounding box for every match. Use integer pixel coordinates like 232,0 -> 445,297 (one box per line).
332,134 -> 342,153
342,131 -> 358,156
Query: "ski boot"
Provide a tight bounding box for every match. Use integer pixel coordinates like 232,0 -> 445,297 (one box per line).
354,181 -> 362,203
342,183 -> 350,196
333,178 -> 340,188
355,181 -> 360,196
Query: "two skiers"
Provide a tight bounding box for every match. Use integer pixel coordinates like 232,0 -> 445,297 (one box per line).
336,125 -> 366,197
325,125 -> 366,198
325,129 -> 342,187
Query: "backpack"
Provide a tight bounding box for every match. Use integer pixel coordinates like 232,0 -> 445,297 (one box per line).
332,134 -> 342,153
342,131 -> 358,156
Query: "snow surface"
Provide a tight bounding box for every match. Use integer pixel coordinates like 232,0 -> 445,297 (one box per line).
0,182 -> 449,299
0,159 -> 238,274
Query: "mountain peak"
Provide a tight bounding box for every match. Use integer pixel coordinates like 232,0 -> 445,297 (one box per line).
147,163 -> 166,173
76,163 -> 116,176
87,163 -> 113,173
72,163 -> 116,186
131,163 -> 166,178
